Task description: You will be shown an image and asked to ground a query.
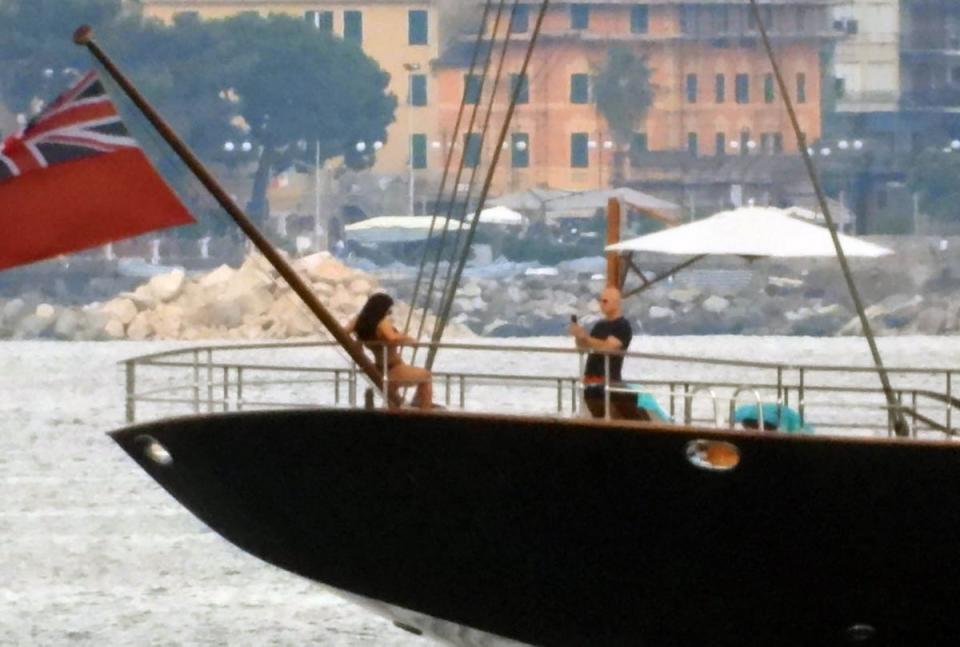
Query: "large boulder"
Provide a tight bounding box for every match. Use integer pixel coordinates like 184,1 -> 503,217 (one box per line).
146,270 -> 186,303
100,298 -> 138,326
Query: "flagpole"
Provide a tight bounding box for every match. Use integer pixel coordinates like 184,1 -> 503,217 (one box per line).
73,25 -> 397,406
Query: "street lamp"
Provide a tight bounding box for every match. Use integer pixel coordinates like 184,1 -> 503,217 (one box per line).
404,62 -> 421,216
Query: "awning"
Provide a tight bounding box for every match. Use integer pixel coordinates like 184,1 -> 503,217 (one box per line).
478,205 -> 526,226
606,206 -> 892,258
345,216 -> 465,244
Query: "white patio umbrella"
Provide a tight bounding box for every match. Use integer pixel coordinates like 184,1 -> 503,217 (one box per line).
606,206 -> 892,258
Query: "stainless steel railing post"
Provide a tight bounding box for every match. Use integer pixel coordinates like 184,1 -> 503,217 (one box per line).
604,352 -> 611,422
124,360 -> 135,424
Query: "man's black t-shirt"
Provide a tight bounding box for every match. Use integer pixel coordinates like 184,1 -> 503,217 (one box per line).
583,316 -> 632,381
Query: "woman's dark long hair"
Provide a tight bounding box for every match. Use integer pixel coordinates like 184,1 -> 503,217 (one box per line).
354,293 -> 393,342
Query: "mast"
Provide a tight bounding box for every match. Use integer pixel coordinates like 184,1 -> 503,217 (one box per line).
73,26 -> 397,407
745,1 -> 908,436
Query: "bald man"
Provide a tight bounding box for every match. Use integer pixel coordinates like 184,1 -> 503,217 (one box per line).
569,286 -> 644,420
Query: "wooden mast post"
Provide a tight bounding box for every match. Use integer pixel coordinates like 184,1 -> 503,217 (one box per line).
606,197 -> 621,288
73,25 -> 399,407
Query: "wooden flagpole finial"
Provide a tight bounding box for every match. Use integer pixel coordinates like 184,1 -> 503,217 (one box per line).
73,25 -> 94,45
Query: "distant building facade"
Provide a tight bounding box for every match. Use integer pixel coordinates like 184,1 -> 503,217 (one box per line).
140,0 -> 442,181
832,0 -> 900,114
433,0 -> 836,194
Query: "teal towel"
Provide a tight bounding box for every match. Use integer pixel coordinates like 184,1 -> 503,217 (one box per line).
625,385 -> 672,422
734,403 -> 814,434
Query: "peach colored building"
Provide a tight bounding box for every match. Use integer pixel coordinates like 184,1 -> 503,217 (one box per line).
433,1 -> 836,194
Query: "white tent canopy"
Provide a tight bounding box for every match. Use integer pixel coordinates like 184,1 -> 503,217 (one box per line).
606,206 -> 892,258
477,206 -> 526,226
345,216 -> 465,244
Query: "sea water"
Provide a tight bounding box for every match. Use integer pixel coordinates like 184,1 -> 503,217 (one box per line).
3,337 -> 960,646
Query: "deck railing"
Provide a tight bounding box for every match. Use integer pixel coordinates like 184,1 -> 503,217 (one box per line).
121,340 -> 960,439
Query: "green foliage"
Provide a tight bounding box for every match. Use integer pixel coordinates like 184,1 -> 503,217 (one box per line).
592,45 -> 654,145
907,151 -> 960,223
0,0 -> 134,113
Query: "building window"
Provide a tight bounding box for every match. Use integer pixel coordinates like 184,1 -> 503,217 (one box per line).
511,73 -> 529,104
410,75 -> 427,106
796,73 -> 807,103
511,4 -> 529,33
344,10 -> 363,44
735,74 -> 750,103
408,10 -> 428,45
835,77 -> 847,97
688,132 -> 698,157
571,133 -> 589,168
570,4 -> 589,30
747,6 -> 756,31
761,133 -> 772,154
630,132 -> 648,166
716,132 -> 726,156
773,133 -> 783,154
570,73 -> 590,104
795,7 -> 805,33
764,74 -> 775,103
464,74 -> 482,104
715,74 -> 725,103
411,134 -> 427,169
740,130 -> 751,155
846,19 -> 859,35
305,10 -> 333,33
631,5 -> 649,34
464,133 -> 482,168
686,74 -> 698,103
681,6 -> 696,34
512,132 -> 530,168
717,6 -> 729,33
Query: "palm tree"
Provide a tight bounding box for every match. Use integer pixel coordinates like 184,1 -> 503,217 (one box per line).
593,46 -> 655,185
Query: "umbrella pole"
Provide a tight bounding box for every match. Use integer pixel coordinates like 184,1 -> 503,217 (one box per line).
606,198 -> 621,288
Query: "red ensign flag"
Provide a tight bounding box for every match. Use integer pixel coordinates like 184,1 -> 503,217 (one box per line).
0,71 -> 194,270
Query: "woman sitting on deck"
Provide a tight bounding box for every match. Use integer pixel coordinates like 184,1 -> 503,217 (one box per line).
348,293 -> 434,410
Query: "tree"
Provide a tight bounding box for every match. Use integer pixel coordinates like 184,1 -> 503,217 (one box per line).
0,0 -> 138,121
908,150 -> 960,224
593,45 -> 655,184
207,14 -> 397,223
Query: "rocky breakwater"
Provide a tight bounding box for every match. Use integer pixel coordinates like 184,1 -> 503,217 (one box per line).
387,247 -> 960,338
0,253 -> 470,341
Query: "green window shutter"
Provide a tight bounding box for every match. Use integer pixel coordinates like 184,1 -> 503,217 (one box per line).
408,10 -> 428,45
512,133 -> 530,168
571,133 -> 589,168
571,74 -> 589,104
344,11 -> 363,44
464,75 -> 482,104
570,4 -> 589,29
410,75 -> 427,106
511,5 -> 530,33
511,74 -> 529,104
464,133 -> 482,167
412,134 -> 427,169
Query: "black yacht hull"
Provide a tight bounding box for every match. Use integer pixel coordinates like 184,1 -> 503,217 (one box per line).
111,408 -> 960,646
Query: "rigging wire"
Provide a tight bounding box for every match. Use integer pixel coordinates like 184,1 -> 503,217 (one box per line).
745,0 -> 908,436
431,0 -> 522,334
426,0 -> 551,370
407,0 -> 511,362
402,0 -> 496,339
